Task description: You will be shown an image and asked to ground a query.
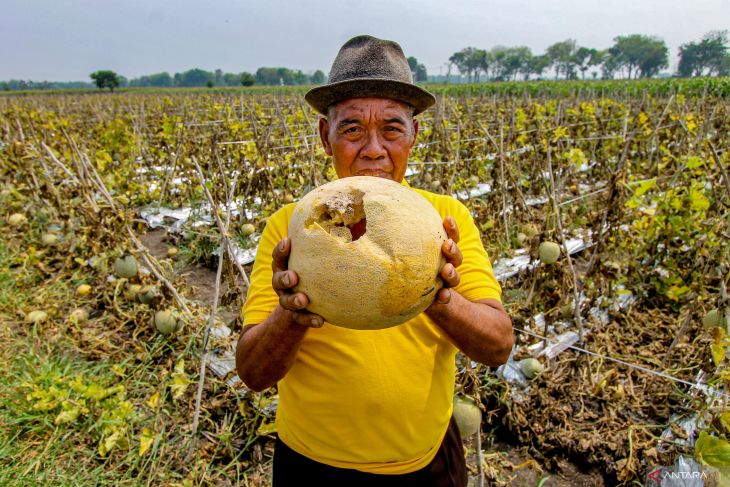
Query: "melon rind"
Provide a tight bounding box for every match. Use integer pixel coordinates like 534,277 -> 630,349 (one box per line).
288,177 -> 447,330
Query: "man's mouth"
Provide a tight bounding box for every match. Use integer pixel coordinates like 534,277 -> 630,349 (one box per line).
355,170 -> 392,179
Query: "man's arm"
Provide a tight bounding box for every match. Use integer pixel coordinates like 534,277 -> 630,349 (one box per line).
236,238 -> 323,392
426,216 -> 514,366
426,295 -> 513,366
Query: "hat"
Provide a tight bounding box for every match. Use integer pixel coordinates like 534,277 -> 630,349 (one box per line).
305,35 -> 436,116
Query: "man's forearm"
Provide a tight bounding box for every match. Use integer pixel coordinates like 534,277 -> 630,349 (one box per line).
236,306 -> 309,391
425,292 -> 513,366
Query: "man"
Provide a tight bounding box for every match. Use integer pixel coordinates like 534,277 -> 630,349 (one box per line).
236,35 -> 513,486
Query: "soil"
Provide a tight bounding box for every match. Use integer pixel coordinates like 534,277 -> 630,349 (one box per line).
139,228 -> 243,325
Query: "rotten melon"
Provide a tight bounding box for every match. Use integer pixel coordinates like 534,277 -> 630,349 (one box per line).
288,177 -> 447,330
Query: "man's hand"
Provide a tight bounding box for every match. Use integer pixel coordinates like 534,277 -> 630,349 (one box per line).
432,216 -> 463,305
272,237 -> 324,328
425,215 -> 514,366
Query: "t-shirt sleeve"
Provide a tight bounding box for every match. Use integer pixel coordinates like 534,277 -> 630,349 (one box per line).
241,207 -> 290,326
447,199 -> 502,303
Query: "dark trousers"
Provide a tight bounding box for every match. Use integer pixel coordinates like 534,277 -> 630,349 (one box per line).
272,416 -> 467,487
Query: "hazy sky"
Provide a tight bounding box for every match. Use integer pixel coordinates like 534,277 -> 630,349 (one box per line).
1,0 -> 727,81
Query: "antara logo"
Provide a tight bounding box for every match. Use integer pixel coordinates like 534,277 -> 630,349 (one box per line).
646,468 -> 663,482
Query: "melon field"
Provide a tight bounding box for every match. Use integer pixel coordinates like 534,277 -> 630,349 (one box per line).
1,79 -> 729,486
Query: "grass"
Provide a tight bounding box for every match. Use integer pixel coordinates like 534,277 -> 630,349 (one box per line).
0,216 -> 271,486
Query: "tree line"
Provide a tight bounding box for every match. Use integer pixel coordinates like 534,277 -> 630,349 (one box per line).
444,31 -> 729,82
2,30 -> 727,92
2,67 -> 327,92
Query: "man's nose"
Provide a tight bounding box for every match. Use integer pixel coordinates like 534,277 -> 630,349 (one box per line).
360,131 -> 387,159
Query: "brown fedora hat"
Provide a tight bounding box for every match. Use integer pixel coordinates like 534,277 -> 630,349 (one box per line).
305,35 -> 436,116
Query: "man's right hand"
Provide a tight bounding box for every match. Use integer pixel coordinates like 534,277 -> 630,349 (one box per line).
272,237 -> 324,328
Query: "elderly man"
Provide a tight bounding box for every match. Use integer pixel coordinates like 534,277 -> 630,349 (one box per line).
236,35 -> 513,486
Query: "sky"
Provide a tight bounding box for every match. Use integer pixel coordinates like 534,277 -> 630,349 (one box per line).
1,0 -> 728,81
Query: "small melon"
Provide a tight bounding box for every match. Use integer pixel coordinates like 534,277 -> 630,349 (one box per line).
429,180 -> 442,192
453,395 -> 482,437
288,177 -> 447,329
41,233 -> 58,246
137,286 -> 156,304
703,309 -> 723,328
124,284 -> 142,301
167,247 -> 179,258
154,310 -> 179,334
539,241 -> 561,264
26,310 -> 48,324
283,193 -> 295,203
521,223 -> 539,238
68,308 -> 89,323
76,284 -> 92,297
114,255 -> 138,278
241,223 -> 256,237
520,358 -> 544,379
8,213 -> 27,227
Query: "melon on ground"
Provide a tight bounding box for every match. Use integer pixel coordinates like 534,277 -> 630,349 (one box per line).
288,176 -> 447,330
453,395 -> 481,437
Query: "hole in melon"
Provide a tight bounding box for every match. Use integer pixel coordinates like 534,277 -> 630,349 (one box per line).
305,189 -> 367,242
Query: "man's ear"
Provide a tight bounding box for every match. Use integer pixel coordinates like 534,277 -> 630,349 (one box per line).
319,117 -> 333,156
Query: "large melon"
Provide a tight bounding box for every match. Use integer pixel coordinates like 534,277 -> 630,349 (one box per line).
288,176 -> 447,330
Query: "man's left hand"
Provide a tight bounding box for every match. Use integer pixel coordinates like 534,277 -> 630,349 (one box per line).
434,216 -> 462,305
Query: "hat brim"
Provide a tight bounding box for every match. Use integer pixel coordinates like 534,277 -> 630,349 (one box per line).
305,78 -> 436,116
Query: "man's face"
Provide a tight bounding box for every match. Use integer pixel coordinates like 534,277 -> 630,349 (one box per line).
319,97 -> 419,182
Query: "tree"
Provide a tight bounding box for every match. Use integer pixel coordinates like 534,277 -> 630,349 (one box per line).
488,46 -> 532,81
678,30 -> 730,77
610,34 -> 668,78
240,72 -> 255,86
573,47 -> 596,79
407,56 -> 428,82
310,69 -> 326,84
528,54 -> 551,80
449,47 -> 486,82
546,40 -> 578,79
90,70 -> 121,92
178,68 -> 214,87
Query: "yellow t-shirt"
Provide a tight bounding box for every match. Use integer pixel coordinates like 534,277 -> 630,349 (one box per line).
242,180 -> 502,474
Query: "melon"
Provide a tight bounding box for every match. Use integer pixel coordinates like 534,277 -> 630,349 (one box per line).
68,308 -> 89,323
453,395 -> 481,437
539,241 -> 561,264
154,310 -> 179,334
8,213 -> 27,227
520,358 -> 544,379
114,255 -> 138,278
288,176 -> 447,329
41,233 -> 58,246
137,286 -> 156,304
76,284 -> 92,297
26,310 -> 48,324
241,223 -> 256,237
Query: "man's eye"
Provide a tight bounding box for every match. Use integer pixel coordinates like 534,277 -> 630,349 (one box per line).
344,127 -> 359,133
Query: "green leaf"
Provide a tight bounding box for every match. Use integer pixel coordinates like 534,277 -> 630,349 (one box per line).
711,343 -> 726,366
695,432 -> 730,468
138,428 -> 155,457
634,179 -> 656,196
689,188 -> 710,212
256,421 -> 277,436
685,156 -> 704,169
